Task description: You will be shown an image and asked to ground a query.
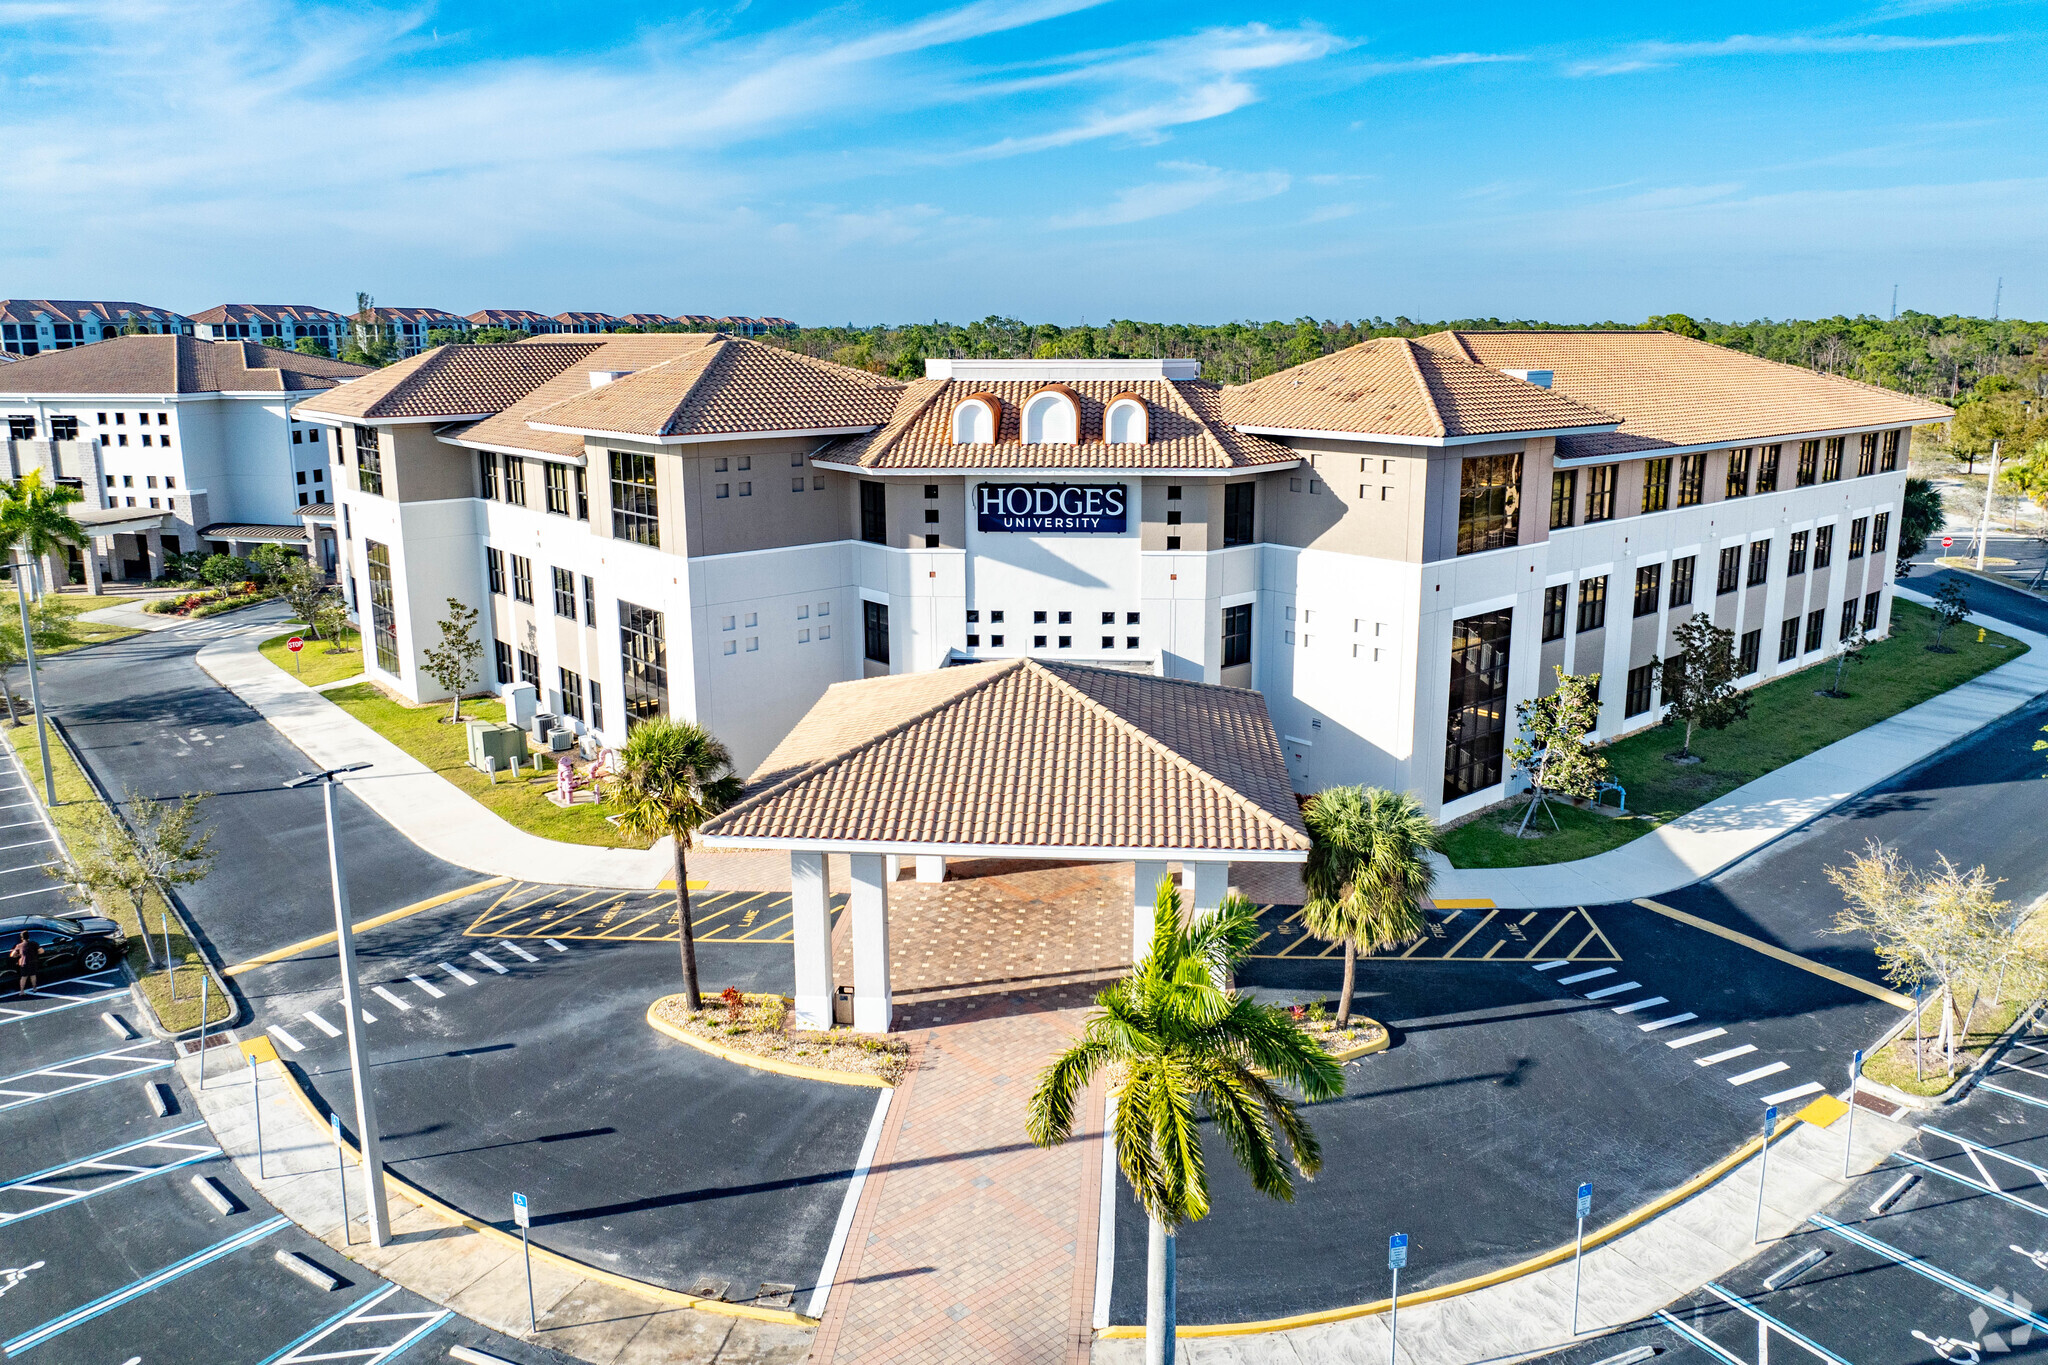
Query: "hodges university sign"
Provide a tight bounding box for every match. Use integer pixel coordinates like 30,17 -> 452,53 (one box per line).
975,483 -> 1128,534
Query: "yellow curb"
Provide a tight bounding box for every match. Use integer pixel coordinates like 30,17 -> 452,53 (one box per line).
1099,1104 -> 1833,1338
261,1049 -> 813,1327
224,878 -> 511,976
656,879 -> 709,891
1632,898 -> 1913,1009
646,999 -> 892,1089
1325,1020 -> 1389,1063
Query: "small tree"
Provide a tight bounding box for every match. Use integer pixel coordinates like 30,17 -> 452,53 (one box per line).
1929,578 -> 1970,651
1824,623 -> 1870,698
422,597 -> 483,721
246,543 -> 291,585
1505,669 -> 1606,835
127,791 -> 216,992
1301,786 -> 1440,1024
294,336 -> 331,358
0,595 -> 80,725
51,801 -> 159,967
199,554 -> 244,588
313,594 -> 352,652
1660,614 -> 1750,759
276,558 -> 330,635
1897,477 -> 1945,578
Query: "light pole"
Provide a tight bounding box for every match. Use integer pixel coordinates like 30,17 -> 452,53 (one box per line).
1977,439 -> 2002,572
13,552 -> 55,806
284,761 -> 389,1246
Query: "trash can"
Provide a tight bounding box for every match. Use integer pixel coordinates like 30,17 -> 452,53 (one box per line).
834,986 -> 855,1027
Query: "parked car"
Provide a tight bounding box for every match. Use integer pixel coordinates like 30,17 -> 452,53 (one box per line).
1,913 -> 128,990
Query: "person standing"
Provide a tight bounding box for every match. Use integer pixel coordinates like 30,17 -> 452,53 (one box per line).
8,931 -> 38,994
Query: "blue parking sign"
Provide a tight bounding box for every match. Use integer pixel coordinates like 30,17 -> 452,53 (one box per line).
1388,1233 -> 1408,1269
1576,1182 -> 1591,1219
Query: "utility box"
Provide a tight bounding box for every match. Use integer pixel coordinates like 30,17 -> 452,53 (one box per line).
466,720 -> 528,773
505,681 -> 538,728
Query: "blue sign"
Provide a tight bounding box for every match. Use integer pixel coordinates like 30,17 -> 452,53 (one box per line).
512,1191 -> 529,1228
1763,1105 -> 1779,1138
1388,1233 -> 1408,1269
1576,1183 -> 1592,1219
975,483 -> 1127,534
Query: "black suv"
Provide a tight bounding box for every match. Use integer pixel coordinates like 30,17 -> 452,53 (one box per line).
1,913 -> 128,991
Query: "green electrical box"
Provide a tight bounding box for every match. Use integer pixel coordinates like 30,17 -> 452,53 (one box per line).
466,720 -> 529,773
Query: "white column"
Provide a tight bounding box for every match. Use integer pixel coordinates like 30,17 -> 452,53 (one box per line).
884,854 -> 902,883
83,542 -> 103,595
914,855 -> 947,884
1132,860 -> 1169,962
849,853 -> 892,1033
144,529 -> 164,579
1190,862 -> 1230,916
790,851 -> 834,1030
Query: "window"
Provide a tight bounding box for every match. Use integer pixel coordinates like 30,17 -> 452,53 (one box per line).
50,416 -> 76,441
1456,453 -> 1522,555
859,482 -> 886,545
1625,663 -> 1656,717
1726,448 -> 1752,499
486,548 -> 505,595
1822,437 -> 1844,482
1223,483 -> 1255,546
1857,433 -> 1879,477
545,462 -> 570,515
619,601 -> 668,730
366,540 -> 399,675
1549,469 -> 1577,529
552,566 -> 575,618
6,415 -> 34,440
1840,600 -> 1859,642
559,668 -> 585,722
518,648 -> 540,687
1222,603 -> 1253,668
494,641 -> 513,685
1748,539 -> 1771,586
511,554 -> 533,603
1542,585 -> 1568,642
1584,465 -> 1616,522
1872,512 -> 1890,553
1779,617 -> 1800,662
1813,524 -> 1834,570
1577,576 -> 1608,632
863,600 -> 890,663
610,451 -> 659,546
1796,440 -> 1818,486
1633,563 -> 1662,617
1848,516 -> 1868,560
1717,546 -> 1740,595
1757,445 -> 1781,493
479,451 -> 499,499
1864,591 -> 1881,632
1788,531 -> 1808,576
355,426 -> 383,496
588,678 -> 604,731
1642,458 -> 1671,514
574,467 -> 588,520
1881,430 -> 1901,472
498,455 -> 526,506
1444,608 -> 1513,801
1669,555 -> 1696,607
1739,628 -> 1762,675
952,396 -> 996,445
582,574 -> 595,625
1106,398 -> 1148,444
1676,454 -> 1705,508
1021,389 -> 1078,444
1805,609 -> 1825,652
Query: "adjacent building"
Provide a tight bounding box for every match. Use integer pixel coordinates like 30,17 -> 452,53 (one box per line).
466,310 -> 559,335
190,304 -> 350,351
292,330 -> 1947,819
0,300 -> 189,356
353,307 -> 468,359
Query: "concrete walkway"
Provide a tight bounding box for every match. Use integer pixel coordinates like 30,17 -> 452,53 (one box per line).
74,599 -> 181,631
1433,588 -> 2048,908
195,607 -> 673,889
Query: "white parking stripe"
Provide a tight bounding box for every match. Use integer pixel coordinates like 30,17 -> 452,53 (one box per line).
1557,968 -> 1615,985
498,940 -> 539,963
1763,1082 -> 1824,1104
358,1007 -> 377,1024
0,885 -> 64,902
544,939 -> 568,953
1697,1044 -> 1758,1066
0,861 -> 58,876
1728,1061 -> 1790,1085
1531,960 -> 1568,971
302,1011 -> 342,1038
1640,1012 -> 1698,1031
468,950 -> 508,975
1666,1027 -> 1727,1048
371,985 -> 411,1011
407,973 -> 446,998
267,1024 -> 306,1053
439,962 -> 477,986
1613,997 -> 1669,1014
1584,981 -> 1640,1000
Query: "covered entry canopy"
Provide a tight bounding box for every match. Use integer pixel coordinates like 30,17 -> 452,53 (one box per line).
700,658 -> 1310,1030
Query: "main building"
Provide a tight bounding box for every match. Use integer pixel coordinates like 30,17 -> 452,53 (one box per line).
292,330 -> 1947,821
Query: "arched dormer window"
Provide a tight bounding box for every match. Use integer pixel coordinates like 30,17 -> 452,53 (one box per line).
951,393 -> 999,445
1104,394 -> 1149,445
1021,386 -> 1080,445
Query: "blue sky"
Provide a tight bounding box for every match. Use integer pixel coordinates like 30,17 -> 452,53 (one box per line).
2,0 -> 2042,324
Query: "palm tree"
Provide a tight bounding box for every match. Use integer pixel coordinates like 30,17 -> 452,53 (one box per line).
0,470 -> 87,600
599,719 -> 743,1010
1029,876 -> 1343,1364
1300,786 -> 1442,1027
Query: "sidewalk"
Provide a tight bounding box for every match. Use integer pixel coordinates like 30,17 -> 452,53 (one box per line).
75,599 -> 181,631
1432,588 -> 2048,908
180,1045 -> 811,1365
195,609 -> 673,889
1091,1100 -> 1918,1364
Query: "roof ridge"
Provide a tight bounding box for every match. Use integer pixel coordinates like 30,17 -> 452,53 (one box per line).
1436,329 -> 1480,362
857,378 -> 949,465
365,345 -> 462,418
738,335 -> 905,392
1396,338 -> 1450,438
1028,661 -> 1310,848
522,339 -> 726,432
1149,374 -> 1233,465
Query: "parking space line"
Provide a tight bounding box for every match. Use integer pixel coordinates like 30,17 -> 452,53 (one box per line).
1979,1080 -> 2048,1111
1613,997 -> 1669,1014
1726,1060 -> 1789,1085
2,1215 -> 291,1355
545,939 -> 567,952
468,950 -> 508,974
1697,1045 -> 1758,1066
406,973 -> 445,999
1667,1027 -> 1727,1048
0,859 -> 58,876
440,962 -> 477,986
0,885 -> 65,902
1653,1309 -> 1748,1365
256,1281 -> 453,1365
302,1011 -> 343,1038
0,1041 -> 174,1112
1762,1082 -> 1825,1105
267,1024 -> 306,1053
1443,910 -> 1498,957
0,976 -> 128,1023
0,1122 -> 219,1224
1703,1282 -> 1854,1365
1584,981 -> 1641,1000
1558,967 -> 1616,985
1812,1212 -> 2048,1333
497,940 -> 539,963
1531,959 -> 1568,971
1895,1150 -> 2048,1219
371,985 -> 411,1011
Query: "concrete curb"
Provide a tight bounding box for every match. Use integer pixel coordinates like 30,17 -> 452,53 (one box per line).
1858,997 -> 2045,1112
646,997 -> 895,1089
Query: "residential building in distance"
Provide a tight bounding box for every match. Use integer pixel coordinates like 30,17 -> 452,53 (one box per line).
353,306 -> 468,358
190,304 -> 350,351
617,314 -> 677,329
466,309 -> 559,334
0,335 -> 370,586
293,329 -> 1944,818
552,312 -> 623,334
0,300 -> 189,356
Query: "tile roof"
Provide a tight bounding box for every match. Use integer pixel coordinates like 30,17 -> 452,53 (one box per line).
0,336 -> 369,395
1417,330 -> 1954,457
526,335 -> 904,440
295,341 -> 604,421
824,377 -> 1297,470
704,658 -> 1310,855
0,298 -> 183,325
198,522 -> 310,541
465,309 -> 555,327
189,304 -> 348,325
1219,337 -> 1617,440
444,334 -> 727,456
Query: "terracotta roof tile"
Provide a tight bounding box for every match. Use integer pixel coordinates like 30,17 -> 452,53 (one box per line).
296,342 -> 603,421
444,334 -> 726,457
0,335 -> 368,396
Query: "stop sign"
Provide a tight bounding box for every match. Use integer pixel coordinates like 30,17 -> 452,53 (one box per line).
287,636 -> 304,653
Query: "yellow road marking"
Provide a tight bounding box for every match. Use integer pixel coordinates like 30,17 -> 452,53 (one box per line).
737,911 -> 795,941
226,878 -> 511,975
1581,907 -> 1620,960
1444,910 -> 1497,958
1482,940 -> 1504,960
1431,898 -> 1496,910
1523,911 -> 1574,961
1633,897 -> 1911,1009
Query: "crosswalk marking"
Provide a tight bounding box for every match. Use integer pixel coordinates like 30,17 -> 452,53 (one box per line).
302,1011 -> 342,1038
267,1024 -> 306,1052
439,962 -> 477,986
498,940 -> 539,963
407,973 -> 445,999
544,938 -> 568,952
468,950 -> 508,975
1532,960 -> 1569,971
1613,997 -> 1669,1014
1666,1027 -> 1726,1048
1763,1082 -> 1824,1104
371,985 -> 411,1011
1697,1044 -> 1758,1066
1640,1012 -> 1697,1031
1728,1060 -> 1789,1085
1557,967 -> 1615,986
1584,981 -> 1641,1000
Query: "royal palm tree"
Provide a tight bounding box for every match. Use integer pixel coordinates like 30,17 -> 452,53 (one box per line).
1030,877 -> 1343,1364
0,470 -> 87,600
1301,786 -> 1442,1027
600,719 -> 743,1010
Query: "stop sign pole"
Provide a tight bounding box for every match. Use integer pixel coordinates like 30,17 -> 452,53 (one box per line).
288,635 -> 304,677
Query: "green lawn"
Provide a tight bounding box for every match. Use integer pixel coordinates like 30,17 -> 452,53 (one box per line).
1442,600 -> 2027,869
1862,991 -> 2022,1098
323,683 -> 654,850
43,591 -> 145,653
258,627 -> 364,687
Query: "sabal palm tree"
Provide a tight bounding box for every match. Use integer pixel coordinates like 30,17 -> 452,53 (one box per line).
0,470 -> 87,600
1301,786 -> 1442,1027
599,719 -> 743,1010
1030,877 -> 1343,1365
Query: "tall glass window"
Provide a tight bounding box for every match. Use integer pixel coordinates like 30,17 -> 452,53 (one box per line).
1443,608 -> 1513,802
1577,576 -> 1608,632
1541,585 -> 1567,642
1221,603 -> 1252,667
859,482 -> 887,545
1796,440 -> 1819,486
1641,458 -> 1671,514
1857,433 -> 1879,477
504,455 -> 527,506
1633,563 -> 1663,617
1456,453 -> 1522,555
365,540 -> 399,676
1725,448 -> 1752,499
478,450 -> 500,500
1550,469 -> 1577,529
552,566 -> 575,618
619,601 -> 668,730
1822,437 -> 1844,482
1676,453 -> 1705,507
1669,555 -> 1696,607
1584,465 -> 1616,523
355,426 -> 383,496
1717,547 -> 1740,595
1223,483 -> 1256,547
863,600 -> 891,663
1748,539 -> 1771,586
1757,445 -> 1781,492
611,451 -> 660,546
1881,431 -> 1901,472
545,462 -> 570,515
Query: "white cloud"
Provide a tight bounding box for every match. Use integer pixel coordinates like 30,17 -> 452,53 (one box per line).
1304,203 -> 1358,224
1564,30 -> 2002,77
1049,161 -> 1290,228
